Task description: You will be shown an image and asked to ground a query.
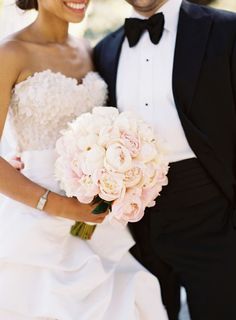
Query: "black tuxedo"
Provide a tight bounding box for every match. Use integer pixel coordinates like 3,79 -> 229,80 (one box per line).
94,2 -> 236,320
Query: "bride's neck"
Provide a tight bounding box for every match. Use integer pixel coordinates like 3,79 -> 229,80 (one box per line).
30,12 -> 69,44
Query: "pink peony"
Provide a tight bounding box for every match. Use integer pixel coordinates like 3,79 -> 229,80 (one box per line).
98,170 -> 126,202
124,165 -> 144,188
75,173 -> 99,204
143,161 -> 168,189
112,189 -> 144,223
141,183 -> 164,208
120,131 -> 141,158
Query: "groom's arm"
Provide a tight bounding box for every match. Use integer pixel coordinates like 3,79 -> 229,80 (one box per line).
93,37 -> 114,106
231,39 -> 236,106
93,40 -> 105,76
93,39 -> 111,107
230,37 -> 236,187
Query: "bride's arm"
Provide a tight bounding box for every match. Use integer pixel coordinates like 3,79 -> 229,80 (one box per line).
0,42 -> 106,223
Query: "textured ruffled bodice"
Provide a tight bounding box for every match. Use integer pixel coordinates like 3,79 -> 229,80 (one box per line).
8,70 -> 107,152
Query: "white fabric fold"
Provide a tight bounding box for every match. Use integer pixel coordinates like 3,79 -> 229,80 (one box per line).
0,149 -> 168,320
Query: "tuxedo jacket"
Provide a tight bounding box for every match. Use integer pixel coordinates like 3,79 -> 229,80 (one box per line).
93,0 -> 236,208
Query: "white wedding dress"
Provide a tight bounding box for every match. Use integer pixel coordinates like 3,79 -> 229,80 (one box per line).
0,70 -> 168,320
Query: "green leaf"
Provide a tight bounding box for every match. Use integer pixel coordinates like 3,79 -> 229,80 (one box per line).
92,201 -> 109,215
91,195 -> 103,205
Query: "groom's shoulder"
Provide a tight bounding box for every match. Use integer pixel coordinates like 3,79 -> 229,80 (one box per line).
188,1 -> 236,25
94,26 -> 124,53
206,6 -> 236,22
183,1 -> 236,40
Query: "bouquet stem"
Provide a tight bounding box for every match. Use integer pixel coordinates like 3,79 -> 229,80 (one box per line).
70,197 -> 111,240
70,222 -> 97,240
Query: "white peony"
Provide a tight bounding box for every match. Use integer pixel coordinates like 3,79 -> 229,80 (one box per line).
114,112 -> 138,134
77,133 -> 98,151
104,143 -> 133,173
92,106 -> 119,122
98,125 -> 121,148
98,170 -> 125,202
136,142 -> 158,163
80,145 -> 106,175
56,131 -> 79,157
138,121 -> 156,143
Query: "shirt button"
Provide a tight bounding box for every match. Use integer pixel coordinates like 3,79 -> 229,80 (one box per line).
146,58 -> 149,62
145,103 -> 149,106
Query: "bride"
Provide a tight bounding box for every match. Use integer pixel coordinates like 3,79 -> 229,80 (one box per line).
0,0 -> 168,319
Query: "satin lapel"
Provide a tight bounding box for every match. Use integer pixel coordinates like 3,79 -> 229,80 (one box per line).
105,27 -> 125,106
173,1 -> 213,114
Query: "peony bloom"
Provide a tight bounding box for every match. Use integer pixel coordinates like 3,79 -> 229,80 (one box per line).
124,165 -> 144,188
137,121 -> 156,143
77,133 -> 98,151
80,145 -> 106,175
74,173 -> 99,204
114,112 -> 138,134
136,142 -> 158,163
98,125 -> 121,148
141,183 -> 164,208
92,106 -> 119,122
104,143 -> 133,173
56,131 -> 79,158
143,161 -> 169,189
120,131 -> 141,158
112,189 -> 144,223
98,170 -> 125,202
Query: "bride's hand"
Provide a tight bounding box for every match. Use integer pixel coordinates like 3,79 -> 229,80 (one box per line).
8,156 -> 24,171
8,158 -> 107,223
46,193 -> 109,224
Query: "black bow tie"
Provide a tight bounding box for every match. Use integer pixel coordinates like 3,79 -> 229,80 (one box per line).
124,13 -> 165,48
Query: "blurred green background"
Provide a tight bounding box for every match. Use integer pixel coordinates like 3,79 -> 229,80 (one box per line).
0,0 -> 236,43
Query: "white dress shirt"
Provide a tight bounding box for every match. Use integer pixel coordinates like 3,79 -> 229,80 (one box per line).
116,0 -> 196,163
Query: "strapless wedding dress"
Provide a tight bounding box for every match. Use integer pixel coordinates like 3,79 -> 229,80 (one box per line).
0,70 -> 168,320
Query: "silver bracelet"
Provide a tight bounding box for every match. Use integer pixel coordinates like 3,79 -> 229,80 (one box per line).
36,190 -> 50,211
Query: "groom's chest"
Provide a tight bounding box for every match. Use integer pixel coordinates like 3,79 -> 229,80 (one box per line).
116,29 -> 177,126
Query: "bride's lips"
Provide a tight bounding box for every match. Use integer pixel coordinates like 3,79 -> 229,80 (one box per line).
63,1 -> 88,14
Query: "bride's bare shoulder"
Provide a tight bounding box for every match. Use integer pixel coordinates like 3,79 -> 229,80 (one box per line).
0,30 -> 31,83
0,26 -> 31,50
0,32 -> 29,69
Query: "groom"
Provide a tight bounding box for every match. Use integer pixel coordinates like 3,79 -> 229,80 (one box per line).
94,0 -> 236,319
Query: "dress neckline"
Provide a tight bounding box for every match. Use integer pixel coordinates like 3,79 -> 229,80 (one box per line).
13,69 -> 97,90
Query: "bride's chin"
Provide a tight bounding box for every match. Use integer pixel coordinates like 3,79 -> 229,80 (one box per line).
65,15 -> 86,24
61,11 -> 87,24
62,1 -> 88,23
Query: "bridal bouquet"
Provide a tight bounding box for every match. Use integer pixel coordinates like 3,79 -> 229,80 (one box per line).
55,107 -> 169,240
